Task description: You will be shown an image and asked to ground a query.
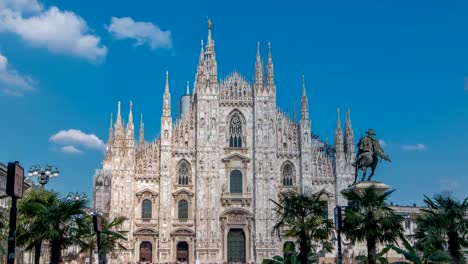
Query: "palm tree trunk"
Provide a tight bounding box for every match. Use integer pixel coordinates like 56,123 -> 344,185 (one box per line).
298,229 -> 309,264
367,238 -> 377,264
447,231 -> 461,264
50,239 -> 61,264
34,242 -> 41,264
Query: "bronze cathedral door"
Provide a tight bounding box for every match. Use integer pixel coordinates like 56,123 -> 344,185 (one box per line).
227,229 -> 246,263
176,241 -> 189,263
139,241 -> 152,262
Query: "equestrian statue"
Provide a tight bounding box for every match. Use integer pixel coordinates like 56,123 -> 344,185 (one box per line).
353,129 -> 391,184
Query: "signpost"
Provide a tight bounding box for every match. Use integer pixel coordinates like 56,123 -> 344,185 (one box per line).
6,161 -> 24,264
334,206 -> 343,264
93,214 -> 104,264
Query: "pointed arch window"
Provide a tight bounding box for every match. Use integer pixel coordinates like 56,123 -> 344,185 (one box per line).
229,113 -> 242,148
142,199 -> 152,219
230,170 -> 243,193
178,200 -> 188,220
178,161 -> 190,185
282,164 -> 294,187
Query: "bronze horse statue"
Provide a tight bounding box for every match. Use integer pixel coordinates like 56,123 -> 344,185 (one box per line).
353,129 -> 391,184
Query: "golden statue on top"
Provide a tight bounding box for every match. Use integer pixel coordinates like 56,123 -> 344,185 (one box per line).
208,18 -> 212,29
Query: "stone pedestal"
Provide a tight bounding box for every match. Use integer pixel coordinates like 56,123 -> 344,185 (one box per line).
341,181 -> 391,195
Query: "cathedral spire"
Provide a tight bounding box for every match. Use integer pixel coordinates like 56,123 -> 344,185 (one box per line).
163,71 -> 171,117
108,112 -> 113,144
127,101 -> 134,131
300,75 -> 309,120
293,100 -> 297,123
139,113 -> 144,145
254,41 -> 264,92
116,101 -> 122,128
186,81 -> 190,95
266,42 -> 275,92
202,19 -> 218,94
345,108 -> 355,154
334,108 -> 344,154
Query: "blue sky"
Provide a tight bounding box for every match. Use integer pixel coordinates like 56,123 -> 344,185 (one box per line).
0,0 -> 466,205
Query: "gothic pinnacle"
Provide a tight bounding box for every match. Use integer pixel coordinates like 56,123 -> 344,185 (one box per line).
165,70 -> 170,93
302,74 -> 306,97
186,81 -> 190,94
336,107 -> 341,128
116,101 -> 122,127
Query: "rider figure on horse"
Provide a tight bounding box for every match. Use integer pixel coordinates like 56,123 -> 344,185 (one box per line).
354,129 -> 391,184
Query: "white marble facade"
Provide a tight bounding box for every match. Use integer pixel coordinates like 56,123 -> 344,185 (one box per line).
93,23 -> 356,263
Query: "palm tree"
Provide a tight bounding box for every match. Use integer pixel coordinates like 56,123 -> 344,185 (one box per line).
271,190 -> 334,264
414,193 -> 468,264
342,187 -> 404,264
75,214 -> 128,263
17,189 -> 86,264
100,215 -> 128,260
17,189 -> 59,264
386,234 -> 450,264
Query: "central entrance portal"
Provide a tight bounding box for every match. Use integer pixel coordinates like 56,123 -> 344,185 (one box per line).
176,241 -> 189,263
227,229 -> 246,263
139,241 -> 152,262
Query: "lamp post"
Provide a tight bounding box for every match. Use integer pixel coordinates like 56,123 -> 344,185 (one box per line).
67,192 -> 87,202
28,164 -> 59,187
334,205 -> 344,264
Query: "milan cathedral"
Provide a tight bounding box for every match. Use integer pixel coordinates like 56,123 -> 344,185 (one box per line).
93,21 -> 356,263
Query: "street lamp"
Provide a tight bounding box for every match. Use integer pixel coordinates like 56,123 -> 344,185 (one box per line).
28,164 -> 59,187
334,205 -> 344,264
67,192 -> 87,202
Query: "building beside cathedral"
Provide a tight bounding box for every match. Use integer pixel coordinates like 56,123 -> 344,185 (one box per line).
93,21 -> 358,263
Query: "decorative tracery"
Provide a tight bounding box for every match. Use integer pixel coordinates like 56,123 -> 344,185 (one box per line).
229,114 -> 243,148
178,161 -> 190,185
282,163 -> 294,186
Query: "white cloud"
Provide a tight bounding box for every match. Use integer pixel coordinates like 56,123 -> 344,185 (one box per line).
0,6 -> 107,61
106,17 -> 172,50
60,145 -> 83,155
50,129 -> 105,151
0,0 -> 43,13
402,143 -> 426,151
378,139 -> 387,147
0,52 -> 35,96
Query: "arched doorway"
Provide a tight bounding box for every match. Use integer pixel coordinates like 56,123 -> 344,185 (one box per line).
139,241 -> 152,262
176,241 -> 189,263
227,229 -> 245,263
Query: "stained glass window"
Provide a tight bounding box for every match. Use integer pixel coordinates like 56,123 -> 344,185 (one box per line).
230,170 -> 242,193
178,161 -> 190,185
142,199 -> 152,219
282,164 -> 294,186
229,114 -> 242,148
178,200 -> 188,220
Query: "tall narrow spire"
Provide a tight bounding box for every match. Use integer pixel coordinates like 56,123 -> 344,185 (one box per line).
254,41 -> 264,91
300,75 -> 309,120
165,71 -> 169,93
139,113 -> 144,145
345,108 -> 355,154
207,18 -> 213,46
334,108 -> 344,154
293,100 -> 297,123
266,42 -> 275,91
108,112 -> 113,143
186,81 -> 190,94
116,101 -> 122,127
127,101 -> 134,130
163,71 -> 171,117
